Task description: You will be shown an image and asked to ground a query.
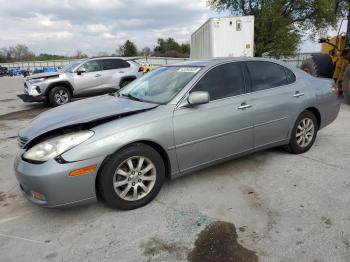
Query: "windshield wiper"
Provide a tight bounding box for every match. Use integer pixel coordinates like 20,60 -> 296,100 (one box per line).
121,93 -> 143,102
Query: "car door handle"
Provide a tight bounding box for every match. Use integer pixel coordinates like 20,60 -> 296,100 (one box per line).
119,71 -> 125,74
237,103 -> 252,110
95,74 -> 102,77
293,91 -> 304,98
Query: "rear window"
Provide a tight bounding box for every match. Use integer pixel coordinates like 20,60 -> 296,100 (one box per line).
245,61 -> 289,92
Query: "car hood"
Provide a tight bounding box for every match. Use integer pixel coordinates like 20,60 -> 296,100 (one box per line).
27,71 -> 59,79
19,95 -> 158,144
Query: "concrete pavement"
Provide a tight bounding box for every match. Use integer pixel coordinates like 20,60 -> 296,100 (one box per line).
0,76 -> 350,262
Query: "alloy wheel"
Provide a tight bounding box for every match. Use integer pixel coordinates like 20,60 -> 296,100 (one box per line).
113,156 -> 156,201
296,117 -> 315,148
54,90 -> 69,105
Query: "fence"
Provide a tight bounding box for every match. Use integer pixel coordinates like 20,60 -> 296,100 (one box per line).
0,53 -> 314,70
277,53 -> 315,67
0,57 -> 190,71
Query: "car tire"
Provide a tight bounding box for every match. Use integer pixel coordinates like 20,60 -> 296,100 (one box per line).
97,143 -> 165,210
284,111 -> 318,154
48,86 -> 71,107
342,64 -> 350,104
300,53 -> 334,78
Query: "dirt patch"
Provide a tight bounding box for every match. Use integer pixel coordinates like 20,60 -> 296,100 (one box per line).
187,221 -> 258,262
0,99 -> 15,102
321,217 -> 333,228
0,107 -> 48,121
241,186 -> 279,237
141,237 -> 190,261
0,192 -> 5,201
341,232 -> 350,248
241,185 -> 264,208
0,192 -> 17,202
239,226 -> 247,232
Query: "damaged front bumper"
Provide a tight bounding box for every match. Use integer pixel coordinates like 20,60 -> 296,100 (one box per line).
17,94 -> 47,102
18,81 -> 47,102
14,152 -> 105,208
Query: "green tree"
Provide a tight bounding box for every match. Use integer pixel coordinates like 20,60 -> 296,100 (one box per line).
118,40 -> 138,57
36,53 -> 67,61
154,38 -> 180,53
207,0 -> 340,57
179,43 -> 190,54
154,38 -> 190,57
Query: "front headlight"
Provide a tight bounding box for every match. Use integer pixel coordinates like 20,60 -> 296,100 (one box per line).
30,77 -> 46,83
23,131 -> 94,162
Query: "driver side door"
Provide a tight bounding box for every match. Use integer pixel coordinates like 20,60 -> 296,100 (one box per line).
173,62 -> 254,173
73,60 -> 106,95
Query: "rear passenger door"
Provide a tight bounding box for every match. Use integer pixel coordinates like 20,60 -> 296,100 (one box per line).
173,62 -> 254,172
244,61 -> 301,149
99,59 -> 131,89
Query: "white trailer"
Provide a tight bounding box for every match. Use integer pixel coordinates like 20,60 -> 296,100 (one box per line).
190,16 -> 254,59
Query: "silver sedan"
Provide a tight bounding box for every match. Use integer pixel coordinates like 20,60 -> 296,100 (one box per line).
14,58 -> 340,209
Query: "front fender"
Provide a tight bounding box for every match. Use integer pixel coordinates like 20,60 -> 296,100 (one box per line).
61,106 -> 179,174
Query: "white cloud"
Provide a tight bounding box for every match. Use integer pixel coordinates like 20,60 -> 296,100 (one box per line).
86,24 -> 109,33
0,0 -> 319,56
30,31 -> 73,39
0,0 -> 219,56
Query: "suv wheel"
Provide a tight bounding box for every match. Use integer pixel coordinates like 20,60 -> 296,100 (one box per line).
284,111 -> 318,154
48,86 -> 71,107
97,143 -> 165,210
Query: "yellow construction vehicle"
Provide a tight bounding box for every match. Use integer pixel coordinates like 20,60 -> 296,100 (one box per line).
301,0 -> 350,104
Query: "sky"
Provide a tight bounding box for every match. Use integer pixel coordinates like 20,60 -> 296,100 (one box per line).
0,0 -> 342,56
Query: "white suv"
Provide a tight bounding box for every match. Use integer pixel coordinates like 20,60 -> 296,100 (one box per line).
18,57 -> 143,106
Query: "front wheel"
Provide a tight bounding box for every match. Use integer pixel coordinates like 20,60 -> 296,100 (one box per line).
97,143 -> 165,210
284,111 -> 318,154
48,86 -> 71,107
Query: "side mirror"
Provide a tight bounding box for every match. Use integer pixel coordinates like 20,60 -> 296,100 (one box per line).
187,91 -> 210,106
77,68 -> 86,75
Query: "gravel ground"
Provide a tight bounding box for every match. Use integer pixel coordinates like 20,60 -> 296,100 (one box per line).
0,76 -> 350,262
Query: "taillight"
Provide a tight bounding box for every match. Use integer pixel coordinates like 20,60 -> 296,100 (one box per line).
138,66 -> 144,72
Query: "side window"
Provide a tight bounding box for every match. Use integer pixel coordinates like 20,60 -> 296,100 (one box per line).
285,68 -> 296,83
80,61 -> 102,73
190,62 -> 245,101
246,61 -> 289,92
100,59 -> 130,70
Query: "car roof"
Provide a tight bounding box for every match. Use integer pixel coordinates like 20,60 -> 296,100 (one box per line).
85,56 -> 129,61
171,57 -> 290,68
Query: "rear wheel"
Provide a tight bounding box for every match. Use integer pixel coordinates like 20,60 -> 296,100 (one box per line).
48,86 -> 71,107
342,64 -> 350,104
284,111 -> 318,154
97,143 -> 165,210
300,53 -> 334,78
